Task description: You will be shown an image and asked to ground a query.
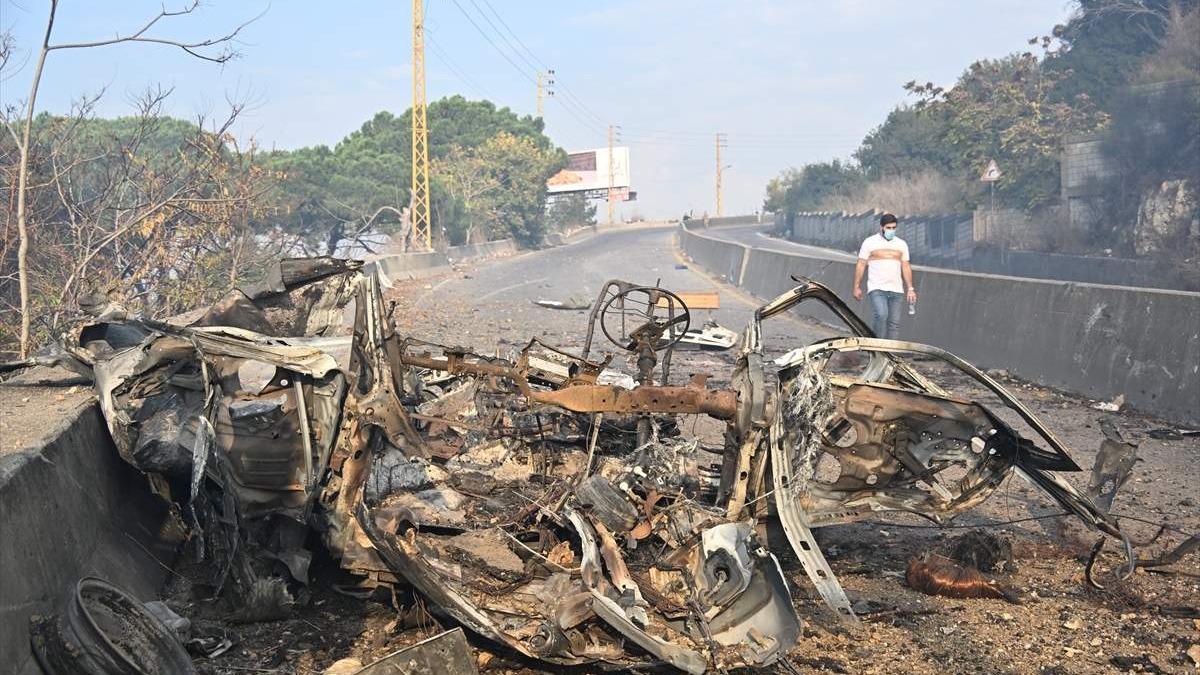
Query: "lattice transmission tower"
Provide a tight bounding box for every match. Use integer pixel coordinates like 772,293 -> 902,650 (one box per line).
410,0 -> 432,249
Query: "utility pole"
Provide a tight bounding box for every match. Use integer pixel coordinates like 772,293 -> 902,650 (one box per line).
536,70 -> 554,118
715,133 -> 727,218
410,0 -> 432,250
607,124 -> 617,224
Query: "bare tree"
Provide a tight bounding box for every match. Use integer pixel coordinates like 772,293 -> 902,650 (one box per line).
309,198 -> 411,257
3,91 -> 287,338
7,0 -> 259,356
1075,0 -> 1195,44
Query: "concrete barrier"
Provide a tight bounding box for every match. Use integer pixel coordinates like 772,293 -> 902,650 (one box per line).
370,239 -> 518,286
560,220 -> 680,246
678,227 -> 751,283
0,397 -> 181,675
959,248 -> 1185,291
694,215 -> 765,227
447,238 -> 517,260
370,251 -> 450,286
679,225 -> 1200,425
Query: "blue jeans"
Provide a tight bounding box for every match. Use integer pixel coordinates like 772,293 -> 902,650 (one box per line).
868,290 -> 903,339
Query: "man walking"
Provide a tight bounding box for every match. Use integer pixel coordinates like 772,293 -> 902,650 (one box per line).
852,213 -> 917,339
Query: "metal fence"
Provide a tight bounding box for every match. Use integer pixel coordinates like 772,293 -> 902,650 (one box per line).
789,211 -> 975,264
785,211 -> 1189,290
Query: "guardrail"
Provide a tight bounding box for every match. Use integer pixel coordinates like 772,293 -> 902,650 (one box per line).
679,223 -> 1200,425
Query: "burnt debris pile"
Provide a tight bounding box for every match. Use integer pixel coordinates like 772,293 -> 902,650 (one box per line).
16,259 -> 1190,674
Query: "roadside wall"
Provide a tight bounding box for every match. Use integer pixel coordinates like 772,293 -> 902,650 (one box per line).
371,250 -> 450,283
447,238 -> 517,260
971,206 -> 1070,251
694,215 -> 765,227
370,238 -> 518,286
679,225 -> 1200,425
1062,133 -> 1112,230
0,401 -> 180,675
561,220 -> 680,245
963,248 -> 1174,288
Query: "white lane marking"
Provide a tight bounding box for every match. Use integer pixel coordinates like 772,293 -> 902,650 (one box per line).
476,277 -> 548,302
412,277 -> 456,310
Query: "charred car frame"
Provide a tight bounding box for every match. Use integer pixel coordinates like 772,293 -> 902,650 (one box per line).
23,261 -> 1132,673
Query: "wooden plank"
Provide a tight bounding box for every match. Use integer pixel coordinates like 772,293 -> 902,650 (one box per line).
658,291 -> 720,310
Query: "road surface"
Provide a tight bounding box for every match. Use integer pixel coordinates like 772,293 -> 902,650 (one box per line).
696,222 -> 859,261
392,226 -> 842,388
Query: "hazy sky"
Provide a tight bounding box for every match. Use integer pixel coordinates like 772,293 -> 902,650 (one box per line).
2,0 -> 1076,218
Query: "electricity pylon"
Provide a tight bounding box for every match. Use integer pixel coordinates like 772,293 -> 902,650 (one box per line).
411,0 -> 431,250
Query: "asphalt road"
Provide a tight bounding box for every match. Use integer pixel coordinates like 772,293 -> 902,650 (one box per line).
696,223 -> 859,261
393,225 -> 842,385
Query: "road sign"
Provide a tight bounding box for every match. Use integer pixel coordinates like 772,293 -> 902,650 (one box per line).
980,160 -> 1002,182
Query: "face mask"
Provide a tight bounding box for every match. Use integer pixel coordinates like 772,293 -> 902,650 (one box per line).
883,229 -> 896,241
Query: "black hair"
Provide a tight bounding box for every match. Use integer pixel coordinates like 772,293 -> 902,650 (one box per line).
880,213 -> 897,227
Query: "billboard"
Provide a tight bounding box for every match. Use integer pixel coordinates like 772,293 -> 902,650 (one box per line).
547,147 -> 631,194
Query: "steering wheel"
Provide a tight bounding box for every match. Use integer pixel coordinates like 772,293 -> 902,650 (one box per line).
599,286 -> 691,352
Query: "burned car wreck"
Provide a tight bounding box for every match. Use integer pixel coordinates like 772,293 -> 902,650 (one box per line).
31,260 -> 1133,673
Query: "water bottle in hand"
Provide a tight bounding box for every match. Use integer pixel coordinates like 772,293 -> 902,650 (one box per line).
908,298 -> 916,315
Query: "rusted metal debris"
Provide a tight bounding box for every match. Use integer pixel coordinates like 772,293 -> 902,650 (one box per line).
905,555 -> 1018,603
30,578 -> 197,675
1087,420 -> 1139,514
906,531 -> 1019,603
26,260 -> 1153,673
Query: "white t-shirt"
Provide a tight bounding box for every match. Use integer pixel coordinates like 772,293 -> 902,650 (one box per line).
858,233 -> 910,293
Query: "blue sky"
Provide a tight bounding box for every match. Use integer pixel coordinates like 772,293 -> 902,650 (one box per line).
2,0 -> 1075,218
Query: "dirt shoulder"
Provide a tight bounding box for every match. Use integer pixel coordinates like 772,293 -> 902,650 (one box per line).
0,366 -> 94,456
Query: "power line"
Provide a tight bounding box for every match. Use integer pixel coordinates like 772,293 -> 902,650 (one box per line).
444,0 -> 605,140
443,1 -> 863,153
551,80 -> 608,127
446,0 -> 537,86
476,0 -> 550,70
467,0 -> 542,74
427,31 -> 495,100
471,0 -> 610,129
549,91 -> 607,135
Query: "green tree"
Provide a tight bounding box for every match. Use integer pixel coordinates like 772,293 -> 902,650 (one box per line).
1046,0 -> 1197,111
854,105 -> 955,180
1094,7 -> 1200,251
907,53 -> 1109,210
545,193 -> 597,233
437,131 -> 564,247
265,96 -> 557,252
434,143 -> 500,244
762,160 -> 865,216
